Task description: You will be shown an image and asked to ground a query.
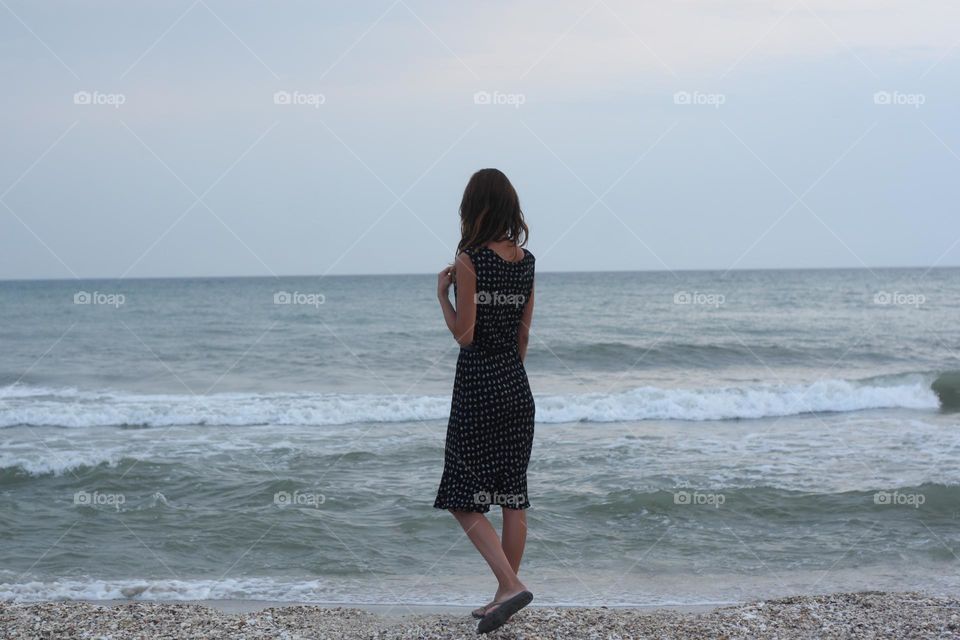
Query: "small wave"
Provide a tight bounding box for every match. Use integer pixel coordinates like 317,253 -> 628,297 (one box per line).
0,390 -> 451,428
0,577 -> 632,606
0,451 -> 126,477
529,340 -> 903,370
0,576 -> 549,606
0,373 -> 939,428
0,577 -> 339,603
536,373 -> 938,422
932,371 -> 960,411
0,385 -> 88,399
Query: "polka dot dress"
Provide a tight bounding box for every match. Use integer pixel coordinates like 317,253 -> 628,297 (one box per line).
434,246 -> 536,513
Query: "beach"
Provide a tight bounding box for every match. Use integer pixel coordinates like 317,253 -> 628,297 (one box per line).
2,592 -> 958,638
4,0 -> 959,635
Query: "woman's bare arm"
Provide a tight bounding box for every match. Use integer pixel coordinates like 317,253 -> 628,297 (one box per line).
437,252 -> 477,346
518,280 -> 534,363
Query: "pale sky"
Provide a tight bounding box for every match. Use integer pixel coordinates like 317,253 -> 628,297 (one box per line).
1,0 -> 958,278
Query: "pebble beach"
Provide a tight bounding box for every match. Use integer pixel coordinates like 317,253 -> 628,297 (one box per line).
2,592 -> 958,639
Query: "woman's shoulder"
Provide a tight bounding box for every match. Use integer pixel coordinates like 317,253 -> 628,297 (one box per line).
461,243 -> 534,264
458,248 -> 482,266
460,245 -> 494,263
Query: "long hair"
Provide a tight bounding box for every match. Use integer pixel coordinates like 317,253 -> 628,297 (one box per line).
457,168 -> 529,255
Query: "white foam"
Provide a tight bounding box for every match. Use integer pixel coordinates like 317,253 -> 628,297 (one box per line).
0,578 -> 335,603
0,577 -> 515,607
0,448 -> 124,476
0,375 -> 939,429
0,576 -> 744,607
536,376 -> 938,422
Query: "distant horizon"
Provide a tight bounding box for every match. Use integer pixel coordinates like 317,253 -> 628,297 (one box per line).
3,262 -> 958,283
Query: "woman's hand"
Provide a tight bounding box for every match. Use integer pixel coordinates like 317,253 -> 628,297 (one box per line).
437,264 -> 454,300
438,254 -> 476,346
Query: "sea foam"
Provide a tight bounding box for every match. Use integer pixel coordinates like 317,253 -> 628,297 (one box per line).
0,373 -> 939,428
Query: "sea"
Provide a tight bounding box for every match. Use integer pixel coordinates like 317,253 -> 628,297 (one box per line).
1,267 -> 958,607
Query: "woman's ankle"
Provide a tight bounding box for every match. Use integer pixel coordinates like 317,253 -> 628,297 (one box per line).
497,580 -> 526,595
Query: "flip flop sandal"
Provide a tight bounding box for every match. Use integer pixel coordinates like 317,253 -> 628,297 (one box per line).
476,590 -> 533,634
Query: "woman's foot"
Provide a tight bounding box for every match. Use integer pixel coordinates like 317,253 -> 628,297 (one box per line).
470,601 -> 496,619
472,580 -> 527,618
477,588 -> 534,634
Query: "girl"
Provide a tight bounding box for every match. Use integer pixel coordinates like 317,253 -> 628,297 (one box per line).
434,168 -> 536,634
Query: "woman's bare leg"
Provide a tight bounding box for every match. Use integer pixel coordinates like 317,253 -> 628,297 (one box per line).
501,508 -> 527,573
451,510 -> 526,604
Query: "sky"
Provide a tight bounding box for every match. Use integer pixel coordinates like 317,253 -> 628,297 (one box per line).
1,0 -> 959,278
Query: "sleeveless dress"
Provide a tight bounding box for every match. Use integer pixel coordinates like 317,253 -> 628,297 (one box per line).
433,246 -> 536,513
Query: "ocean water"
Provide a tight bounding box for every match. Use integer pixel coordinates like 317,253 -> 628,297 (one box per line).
1,268 -> 959,607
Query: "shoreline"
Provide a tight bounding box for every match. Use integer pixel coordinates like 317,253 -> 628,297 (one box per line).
86,598 -> 726,616
3,591 -> 957,639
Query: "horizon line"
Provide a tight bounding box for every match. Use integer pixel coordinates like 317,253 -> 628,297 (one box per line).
1,263 -> 959,283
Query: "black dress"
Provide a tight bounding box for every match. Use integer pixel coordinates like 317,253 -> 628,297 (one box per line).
434,246 -> 536,513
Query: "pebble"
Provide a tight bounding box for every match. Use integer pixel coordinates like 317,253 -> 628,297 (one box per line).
1,592 -> 958,639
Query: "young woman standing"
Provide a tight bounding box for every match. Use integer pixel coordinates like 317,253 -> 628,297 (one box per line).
434,168 -> 537,634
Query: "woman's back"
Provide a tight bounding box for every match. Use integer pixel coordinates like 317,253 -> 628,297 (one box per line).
459,245 -> 535,353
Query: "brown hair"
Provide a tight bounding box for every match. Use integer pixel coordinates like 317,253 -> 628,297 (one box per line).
457,168 -> 529,254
